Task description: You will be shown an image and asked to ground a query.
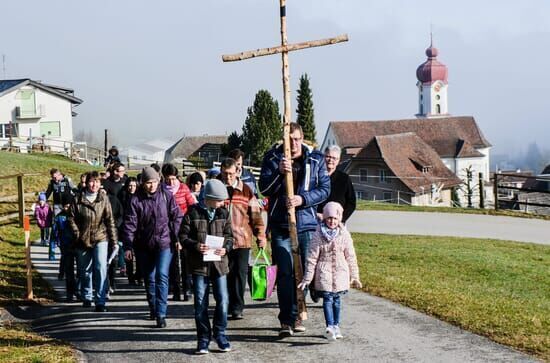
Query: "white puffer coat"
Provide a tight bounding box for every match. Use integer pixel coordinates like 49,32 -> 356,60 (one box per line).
302,224 -> 360,293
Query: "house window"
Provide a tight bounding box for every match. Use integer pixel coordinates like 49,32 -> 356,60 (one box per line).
0,123 -> 18,138
436,104 -> 441,114
360,169 -> 368,182
383,192 -> 392,201
17,89 -> 37,117
379,169 -> 388,183
356,191 -> 364,200
39,121 -> 61,137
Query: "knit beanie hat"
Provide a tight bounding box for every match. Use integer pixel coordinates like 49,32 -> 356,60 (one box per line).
141,166 -> 160,183
204,179 -> 229,201
323,201 -> 343,221
38,192 -> 47,202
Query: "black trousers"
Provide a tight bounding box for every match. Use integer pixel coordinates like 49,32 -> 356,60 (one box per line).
227,248 -> 250,315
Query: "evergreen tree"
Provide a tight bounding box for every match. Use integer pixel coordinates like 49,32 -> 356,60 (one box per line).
296,73 -> 316,144
241,90 -> 282,165
221,131 -> 242,156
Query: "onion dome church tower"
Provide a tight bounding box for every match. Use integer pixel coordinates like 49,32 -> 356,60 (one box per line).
416,37 -> 449,118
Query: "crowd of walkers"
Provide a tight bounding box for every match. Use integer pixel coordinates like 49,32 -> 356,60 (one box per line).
36,123 -> 360,354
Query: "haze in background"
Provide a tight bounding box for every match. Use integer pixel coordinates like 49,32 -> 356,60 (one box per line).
1,0 -> 549,160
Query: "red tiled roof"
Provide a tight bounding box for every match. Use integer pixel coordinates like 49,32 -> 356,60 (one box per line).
352,132 -> 462,193
330,116 -> 491,158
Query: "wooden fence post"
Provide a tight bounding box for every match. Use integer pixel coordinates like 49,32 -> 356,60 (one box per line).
17,175 -> 24,227
479,172 -> 485,209
23,215 -> 33,300
493,173 -> 499,211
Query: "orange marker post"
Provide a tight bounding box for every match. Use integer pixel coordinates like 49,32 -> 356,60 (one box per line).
23,215 -> 33,300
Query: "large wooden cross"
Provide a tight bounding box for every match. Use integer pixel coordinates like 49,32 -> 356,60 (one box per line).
222,0 -> 348,320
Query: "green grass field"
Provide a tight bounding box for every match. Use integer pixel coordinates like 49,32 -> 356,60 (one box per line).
354,233 -> 550,360
356,200 -> 550,220
0,225 -> 76,363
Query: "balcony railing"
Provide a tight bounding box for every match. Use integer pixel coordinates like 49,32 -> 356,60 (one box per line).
15,105 -> 45,119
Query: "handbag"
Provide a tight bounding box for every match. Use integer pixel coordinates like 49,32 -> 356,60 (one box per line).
250,248 -> 277,301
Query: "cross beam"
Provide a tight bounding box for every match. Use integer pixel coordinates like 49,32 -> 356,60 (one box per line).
222,0 -> 348,321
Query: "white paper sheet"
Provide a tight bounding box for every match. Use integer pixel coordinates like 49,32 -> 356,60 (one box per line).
203,235 -> 224,262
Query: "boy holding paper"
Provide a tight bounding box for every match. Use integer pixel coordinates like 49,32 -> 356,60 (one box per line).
180,179 -> 234,355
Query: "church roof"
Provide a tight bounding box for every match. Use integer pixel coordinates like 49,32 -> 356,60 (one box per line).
351,132 -> 462,193
328,116 -> 491,159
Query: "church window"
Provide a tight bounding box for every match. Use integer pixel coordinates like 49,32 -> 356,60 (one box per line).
435,95 -> 440,100
436,104 -> 441,114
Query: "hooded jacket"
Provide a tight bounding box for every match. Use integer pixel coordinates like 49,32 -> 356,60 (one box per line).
69,190 -> 118,249
259,143 -> 330,233
121,186 -> 182,252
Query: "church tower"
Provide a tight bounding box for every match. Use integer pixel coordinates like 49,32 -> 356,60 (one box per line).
416,38 -> 449,118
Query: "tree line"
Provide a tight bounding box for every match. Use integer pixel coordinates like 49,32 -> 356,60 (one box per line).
225,74 -> 317,165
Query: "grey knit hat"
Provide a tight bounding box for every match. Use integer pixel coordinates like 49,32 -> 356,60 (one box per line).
141,166 -> 160,183
204,179 -> 229,201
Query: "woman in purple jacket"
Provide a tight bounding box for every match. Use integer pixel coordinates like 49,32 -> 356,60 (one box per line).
121,167 -> 183,328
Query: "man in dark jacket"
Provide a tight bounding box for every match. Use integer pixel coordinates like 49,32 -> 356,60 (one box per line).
46,168 -> 76,215
121,167 -> 182,328
259,123 -> 330,337
102,162 -> 128,199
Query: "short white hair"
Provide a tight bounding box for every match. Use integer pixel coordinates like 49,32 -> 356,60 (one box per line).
324,144 -> 341,155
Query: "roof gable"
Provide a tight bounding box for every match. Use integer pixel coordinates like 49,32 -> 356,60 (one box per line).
330,116 -> 491,158
351,132 -> 462,193
0,79 -> 82,104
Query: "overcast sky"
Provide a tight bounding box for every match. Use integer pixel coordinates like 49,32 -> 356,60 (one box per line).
2,0 -> 549,154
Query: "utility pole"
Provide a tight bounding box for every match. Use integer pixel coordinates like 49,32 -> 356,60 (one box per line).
104,129 -> 108,159
479,172 -> 485,209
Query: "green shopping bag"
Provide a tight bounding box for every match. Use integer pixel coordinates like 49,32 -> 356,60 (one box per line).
250,248 -> 277,301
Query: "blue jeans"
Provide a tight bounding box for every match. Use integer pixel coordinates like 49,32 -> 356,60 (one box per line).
193,273 -> 229,344
322,291 -> 343,326
76,242 -> 109,306
137,248 -> 172,318
270,227 -> 313,326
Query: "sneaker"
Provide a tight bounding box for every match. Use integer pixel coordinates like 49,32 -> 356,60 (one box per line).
279,324 -> 294,337
293,319 -> 306,333
325,326 -> 337,341
196,341 -> 209,355
231,312 -> 244,320
215,335 -> 231,352
334,325 -> 343,339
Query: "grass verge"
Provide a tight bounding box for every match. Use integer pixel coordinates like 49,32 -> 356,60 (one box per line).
356,200 -> 550,220
354,233 -> 550,360
0,224 -> 76,363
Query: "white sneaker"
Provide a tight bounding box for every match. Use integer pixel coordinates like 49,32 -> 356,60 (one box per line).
334,325 -> 343,339
325,326 -> 337,341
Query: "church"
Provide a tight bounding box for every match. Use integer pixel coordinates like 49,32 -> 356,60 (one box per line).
321,41 -> 492,207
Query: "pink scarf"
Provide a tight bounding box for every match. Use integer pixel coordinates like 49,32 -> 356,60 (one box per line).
165,179 -> 180,195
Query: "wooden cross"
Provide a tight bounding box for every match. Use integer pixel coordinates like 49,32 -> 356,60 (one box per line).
222,0 -> 348,320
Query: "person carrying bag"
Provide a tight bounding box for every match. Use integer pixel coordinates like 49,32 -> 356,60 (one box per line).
250,248 -> 277,301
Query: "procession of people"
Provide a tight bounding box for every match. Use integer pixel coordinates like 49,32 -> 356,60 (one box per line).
39,123 -> 360,354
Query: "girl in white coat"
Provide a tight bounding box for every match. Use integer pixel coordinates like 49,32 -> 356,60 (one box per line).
298,201 -> 362,341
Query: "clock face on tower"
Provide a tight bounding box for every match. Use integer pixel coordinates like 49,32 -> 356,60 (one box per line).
434,83 -> 441,92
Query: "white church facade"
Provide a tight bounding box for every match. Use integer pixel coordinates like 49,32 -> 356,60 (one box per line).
321,41 -> 492,207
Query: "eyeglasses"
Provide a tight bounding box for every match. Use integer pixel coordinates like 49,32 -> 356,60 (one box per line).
325,155 -> 339,161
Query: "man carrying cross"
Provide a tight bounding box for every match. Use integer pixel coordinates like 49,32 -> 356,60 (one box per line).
259,122 -> 330,336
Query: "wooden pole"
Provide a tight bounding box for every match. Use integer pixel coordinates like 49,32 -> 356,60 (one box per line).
104,129 -> 108,159
280,0 -> 307,321
23,215 -> 33,300
222,34 -> 348,62
493,173 -> 499,211
17,175 -> 24,227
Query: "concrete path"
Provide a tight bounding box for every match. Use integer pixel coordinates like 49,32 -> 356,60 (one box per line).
347,211 -> 550,245
29,244 -> 536,363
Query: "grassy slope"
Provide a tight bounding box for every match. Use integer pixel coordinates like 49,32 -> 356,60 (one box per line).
356,200 -> 550,220
354,233 -> 550,360
0,151 -> 100,215
0,225 -> 75,363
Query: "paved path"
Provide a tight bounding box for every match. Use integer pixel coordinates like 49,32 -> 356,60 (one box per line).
29,244 -> 536,362
347,211 -> 550,245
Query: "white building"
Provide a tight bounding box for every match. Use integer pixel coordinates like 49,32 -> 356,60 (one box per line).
0,79 -> 82,152
321,41 -> 492,207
